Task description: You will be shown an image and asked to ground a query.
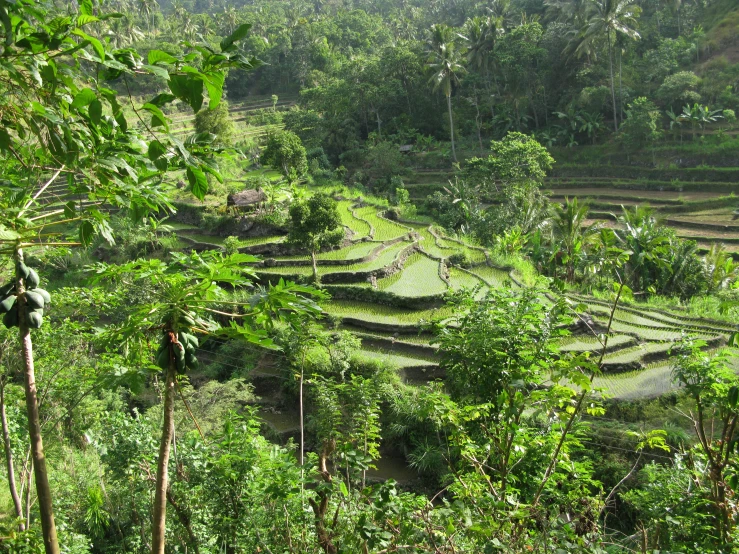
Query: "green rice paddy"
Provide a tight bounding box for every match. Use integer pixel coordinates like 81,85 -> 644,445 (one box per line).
172,190 -> 738,400
378,253 -> 447,297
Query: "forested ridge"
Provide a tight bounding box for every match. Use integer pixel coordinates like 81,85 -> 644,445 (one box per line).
1,0 -> 739,553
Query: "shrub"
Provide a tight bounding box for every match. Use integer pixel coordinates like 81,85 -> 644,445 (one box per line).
194,100 -> 235,146
223,236 -> 241,255
618,97 -> 661,151
656,71 -> 701,110
723,109 -> 736,129
448,252 -> 472,268
261,130 -> 308,180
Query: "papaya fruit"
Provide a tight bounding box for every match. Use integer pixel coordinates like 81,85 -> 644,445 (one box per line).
175,345 -> 186,369
2,305 -> 18,328
26,269 -> 40,289
179,332 -> 199,350
0,282 -> 14,297
15,261 -> 29,280
33,288 -> 51,306
181,314 -> 195,327
27,310 -> 43,329
25,291 -> 44,310
159,333 -> 170,350
0,295 -> 16,314
185,351 -> 198,370
156,348 -> 170,370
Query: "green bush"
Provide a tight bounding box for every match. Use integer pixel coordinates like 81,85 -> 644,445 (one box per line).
194,100 -> 235,146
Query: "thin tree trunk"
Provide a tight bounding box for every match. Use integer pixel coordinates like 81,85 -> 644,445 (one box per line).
299,351 -> 305,467
25,459 -> 32,531
447,93 -> 457,162
1,378 -> 24,530
311,251 -> 318,284
619,48 -> 624,123
152,354 -> 176,554
473,90 -> 484,154
608,32 -> 618,132
16,249 -> 59,554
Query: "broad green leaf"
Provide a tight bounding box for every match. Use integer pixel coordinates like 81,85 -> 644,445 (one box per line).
142,103 -> 169,131
220,23 -> 252,52
79,220 -> 94,246
148,140 -> 166,161
148,49 -> 177,65
147,93 -> 176,108
729,386 -> 739,409
186,166 -> 208,200
0,128 -> 10,151
73,29 -> 105,61
167,74 -> 189,102
203,71 -> 225,109
89,99 -> 102,126
64,201 -> 76,219
142,64 -> 169,81
186,78 -> 204,113
72,88 -> 96,108
114,109 -> 128,132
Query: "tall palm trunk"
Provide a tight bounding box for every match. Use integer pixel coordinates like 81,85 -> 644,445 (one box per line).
152,354 -> 176,554
16,249 -> 59,554
447,93 -> 457,162
607,32 -> 618,132
1,377 -> 24,530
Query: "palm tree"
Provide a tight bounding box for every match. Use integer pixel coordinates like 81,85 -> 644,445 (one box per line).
137,0 -> 156,33
199,14 -> 215,39
427,24 -> 466,163
463,16 -> 498,76
703,243 -> 739,291
550,197 -> 598,282
106,15 -> 144,48
220,5 -> 239,36
463,15 -> 502,122
576,0 -> 640,132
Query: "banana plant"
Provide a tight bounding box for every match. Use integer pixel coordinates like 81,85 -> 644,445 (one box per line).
578,111 -> 604,144
679,103 -> 723,139
91,252 -> 325,554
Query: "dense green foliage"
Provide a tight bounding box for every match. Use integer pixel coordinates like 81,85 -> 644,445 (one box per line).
2,0 -> 739,553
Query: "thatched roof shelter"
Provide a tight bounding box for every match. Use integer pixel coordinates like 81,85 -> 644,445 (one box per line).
227,188 -> 267,209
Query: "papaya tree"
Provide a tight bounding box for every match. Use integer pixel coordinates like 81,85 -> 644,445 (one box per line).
92,253 -> 324,554
0,1 -> 261,551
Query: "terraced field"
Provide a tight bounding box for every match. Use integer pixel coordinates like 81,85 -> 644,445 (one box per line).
543,160 -> 739,257
173,191 -> 738,400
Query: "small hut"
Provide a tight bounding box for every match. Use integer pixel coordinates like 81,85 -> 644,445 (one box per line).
227,188 -> 267,213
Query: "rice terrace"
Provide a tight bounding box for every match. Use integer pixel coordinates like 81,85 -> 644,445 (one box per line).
164,103 -> 739,402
